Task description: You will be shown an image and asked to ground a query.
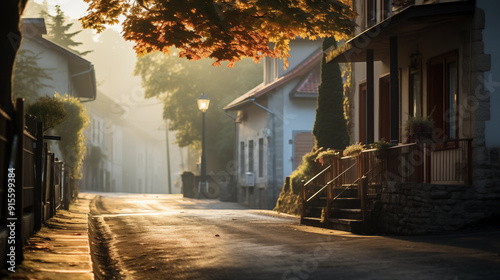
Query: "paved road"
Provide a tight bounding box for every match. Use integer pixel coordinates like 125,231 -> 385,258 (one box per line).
91,193 -> 500,280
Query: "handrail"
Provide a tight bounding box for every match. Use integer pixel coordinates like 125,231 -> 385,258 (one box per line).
364,162 -> 385,185
306,161 -> 357,203
303,164 -> 331,187
331,160 -> 382,201
332,176 -> 361,201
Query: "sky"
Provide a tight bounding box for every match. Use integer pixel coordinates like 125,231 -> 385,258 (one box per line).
34,0 -> 90,20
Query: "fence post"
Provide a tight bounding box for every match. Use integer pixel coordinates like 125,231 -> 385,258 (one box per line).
34,121 -> 43,231
48,153 -> 55,218
425,143 -> 431,183
301,180 -> 306,220
467,139 -> 472,185
360,176 -> 368,224
62,164 -> 70,210
13,98 -> 25,265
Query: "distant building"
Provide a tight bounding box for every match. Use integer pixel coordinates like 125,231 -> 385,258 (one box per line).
224,39 -> 322,209
81,92 -> 168,194
81,92 -> 124,192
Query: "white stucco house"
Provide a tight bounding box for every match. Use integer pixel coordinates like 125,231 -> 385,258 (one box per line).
224,39 -> 322,209
20,18 -> 96,101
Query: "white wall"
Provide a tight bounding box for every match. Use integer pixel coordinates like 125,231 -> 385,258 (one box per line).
237,102 -> 270,186
278,39 -> 322,77
282,85 -> 317,178
21,38 -> 71,97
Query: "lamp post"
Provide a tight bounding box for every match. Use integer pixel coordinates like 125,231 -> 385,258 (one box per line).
197,93 -> 210,195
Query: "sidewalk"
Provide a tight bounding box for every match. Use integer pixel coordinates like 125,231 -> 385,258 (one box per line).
6,193 -> 95,280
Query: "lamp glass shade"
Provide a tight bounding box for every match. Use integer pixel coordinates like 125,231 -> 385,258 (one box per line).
197,94 -> 210,112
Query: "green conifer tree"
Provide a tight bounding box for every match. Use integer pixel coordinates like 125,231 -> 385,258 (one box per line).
312,37 -> 349,150
46,5 -> 91,56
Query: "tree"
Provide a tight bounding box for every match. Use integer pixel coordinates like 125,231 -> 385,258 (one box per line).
312,37 -> 349,150
0,0 -> 29,114
46,5 -> 91,56
13,49 -> 52,104
81,0 -> 356,66
26,96 -> 67,132
134,51 -> 262,170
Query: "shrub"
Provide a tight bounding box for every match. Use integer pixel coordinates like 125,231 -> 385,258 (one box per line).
274,148 -> 322,215
26,96 -> 67,132
54,93 -> 90,180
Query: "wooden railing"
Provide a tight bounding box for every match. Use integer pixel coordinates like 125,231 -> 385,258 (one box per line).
301,164 -> 332,219
301,139 -> 473,224
425,139 -> 472,185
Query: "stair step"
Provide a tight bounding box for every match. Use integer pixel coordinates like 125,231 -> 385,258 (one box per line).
327,218 -> 365,233
301,217 -> 366,233
333,188 -> 358,198
300,217 -> 325,227
331,208 -> 363,220
332,198 -> 361,209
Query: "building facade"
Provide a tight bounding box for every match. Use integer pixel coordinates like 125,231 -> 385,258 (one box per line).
310,0 -> 500,233
225,39 -> 322,209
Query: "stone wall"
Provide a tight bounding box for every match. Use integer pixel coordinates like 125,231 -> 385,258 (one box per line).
369,179 -> 500,235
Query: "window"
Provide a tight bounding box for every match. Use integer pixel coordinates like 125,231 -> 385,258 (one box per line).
366,0 -> 377,27
240,142 -> 245,177
409,69 -> 422,117
382,0 -> 392,20
248,140 -> 254,173
447,61 -> 457,139
427,52 -> 458,140
258,138 -> 264,177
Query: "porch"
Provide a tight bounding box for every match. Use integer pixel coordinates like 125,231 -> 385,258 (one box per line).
301,138 -> 473,233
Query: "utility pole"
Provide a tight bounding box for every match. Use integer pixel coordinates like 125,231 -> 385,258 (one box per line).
165,120 -> 172,194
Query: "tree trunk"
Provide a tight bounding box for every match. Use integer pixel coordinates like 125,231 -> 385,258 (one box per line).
1,0 -> 28,115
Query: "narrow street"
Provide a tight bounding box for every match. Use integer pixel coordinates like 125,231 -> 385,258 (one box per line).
88,193 -> 500,280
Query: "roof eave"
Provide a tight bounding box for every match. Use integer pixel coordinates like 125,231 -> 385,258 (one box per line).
326,0 -> 476,64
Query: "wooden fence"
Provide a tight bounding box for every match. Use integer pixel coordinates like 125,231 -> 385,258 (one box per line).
1,98 -> 76,269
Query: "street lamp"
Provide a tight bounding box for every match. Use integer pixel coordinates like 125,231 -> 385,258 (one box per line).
197,93 -> 210,195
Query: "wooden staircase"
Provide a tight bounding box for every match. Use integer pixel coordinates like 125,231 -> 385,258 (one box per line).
301,185 -> 365,233
300,151 -> 386,234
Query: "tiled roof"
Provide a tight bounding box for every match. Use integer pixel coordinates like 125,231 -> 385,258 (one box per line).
224,48 -> 322,110
290,66 -> 321,98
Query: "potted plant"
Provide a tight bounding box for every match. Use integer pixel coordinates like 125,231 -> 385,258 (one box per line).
371,139 -> 396,159
342,142 -> 364,158
315,148 -> 341,166
405,113 -> 434,143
